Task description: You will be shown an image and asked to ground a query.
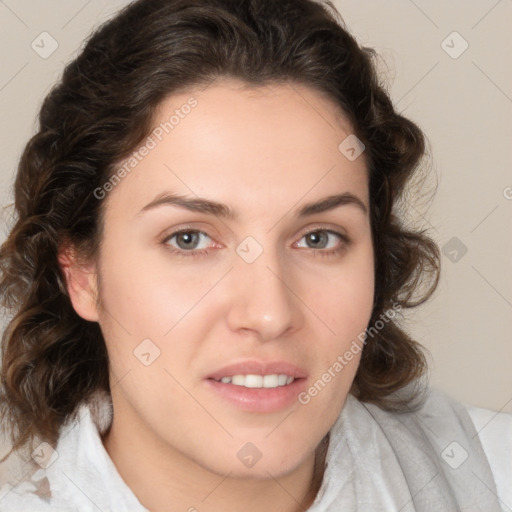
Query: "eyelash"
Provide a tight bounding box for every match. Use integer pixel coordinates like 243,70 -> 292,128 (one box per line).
161,228 -> 350,259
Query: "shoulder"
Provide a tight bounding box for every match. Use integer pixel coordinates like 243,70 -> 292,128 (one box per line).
417,388 -> 512,510
355,386 -> 510,510
0,390 -> 118,511
0,469 -> 77,511
315,387 -> 509,511
465,402 -> 512,512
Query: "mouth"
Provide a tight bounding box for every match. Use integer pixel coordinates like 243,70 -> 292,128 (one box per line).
204,361 -> 308,413
212,374 -> 295,388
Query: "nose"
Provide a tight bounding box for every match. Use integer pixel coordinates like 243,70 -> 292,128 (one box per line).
224,248 -> 304,342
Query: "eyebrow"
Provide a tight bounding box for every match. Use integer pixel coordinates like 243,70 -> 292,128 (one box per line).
137,191 -> 368,219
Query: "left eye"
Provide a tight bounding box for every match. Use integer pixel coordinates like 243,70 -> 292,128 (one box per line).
296,230 -> 343,250
165,230 -> 212,251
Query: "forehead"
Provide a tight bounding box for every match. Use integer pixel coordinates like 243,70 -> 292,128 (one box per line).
107,78 -> 369,218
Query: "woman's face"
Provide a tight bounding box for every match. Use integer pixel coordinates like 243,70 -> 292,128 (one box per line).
77,78 -> 374,479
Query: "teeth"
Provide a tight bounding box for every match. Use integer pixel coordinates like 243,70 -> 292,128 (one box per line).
217,374 -> 295,388
263,374 -> 278,388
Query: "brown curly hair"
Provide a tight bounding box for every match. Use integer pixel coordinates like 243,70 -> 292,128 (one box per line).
0,0 -> 439,461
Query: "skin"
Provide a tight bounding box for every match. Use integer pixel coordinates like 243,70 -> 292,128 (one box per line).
61,77 -> 375,512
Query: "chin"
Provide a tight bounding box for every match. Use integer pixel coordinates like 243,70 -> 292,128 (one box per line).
196,441 -> 315,481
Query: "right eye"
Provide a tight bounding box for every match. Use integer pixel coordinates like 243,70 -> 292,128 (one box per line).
162,229 -> 216,257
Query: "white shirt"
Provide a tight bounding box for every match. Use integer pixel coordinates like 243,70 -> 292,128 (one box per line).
1,390 -> 511,511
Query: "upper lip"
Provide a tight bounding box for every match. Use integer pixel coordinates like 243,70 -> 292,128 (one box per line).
206,360 -> 308,380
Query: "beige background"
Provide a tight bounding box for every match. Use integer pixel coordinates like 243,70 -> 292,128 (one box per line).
0,0 -> 510,422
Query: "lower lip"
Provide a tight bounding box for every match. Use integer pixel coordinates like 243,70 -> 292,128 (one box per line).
204,378 -> 306,413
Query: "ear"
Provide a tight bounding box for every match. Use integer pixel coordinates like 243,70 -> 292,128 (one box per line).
58,244 -> 100,322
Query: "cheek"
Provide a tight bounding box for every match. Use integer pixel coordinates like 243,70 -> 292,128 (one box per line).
298,252 -> 374,412
96,242 -> 223,339
309,247 -> 374,342
300,248 -> 374,406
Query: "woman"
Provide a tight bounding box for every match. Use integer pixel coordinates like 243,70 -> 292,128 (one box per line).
0,0 -> 509,510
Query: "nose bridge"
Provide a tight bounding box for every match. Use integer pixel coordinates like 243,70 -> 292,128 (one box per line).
225,237 -> 302,340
